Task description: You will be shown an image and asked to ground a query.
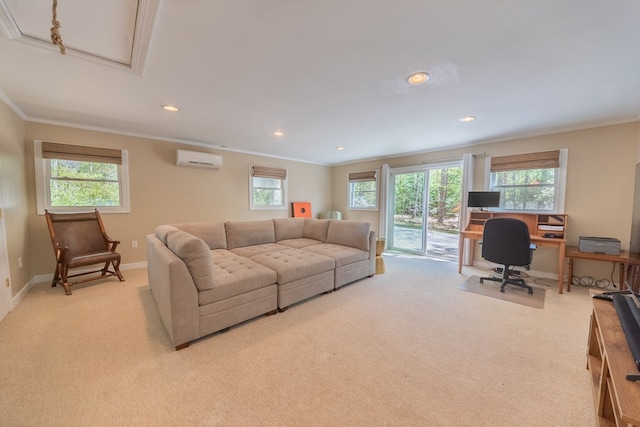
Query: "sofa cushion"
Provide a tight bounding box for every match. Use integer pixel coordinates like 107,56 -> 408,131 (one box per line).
303,219 -> 330,242
225,220 -> 275,250
303,243 -> 370,267
277,238 -> 322,249
155,225 -> 178,245
250,249 -> 335,284
230,243 -> 291,258
326,220 -> 371,251
273,218 -> 305,241
166,230 -> 215,291
172,222 -> 227,250
198,251 -> 277,306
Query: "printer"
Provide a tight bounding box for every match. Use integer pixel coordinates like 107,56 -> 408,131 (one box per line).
579,236 -> 621,255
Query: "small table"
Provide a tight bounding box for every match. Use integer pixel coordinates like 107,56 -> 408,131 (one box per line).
375,238 -> 385,274
565,246 -> 633,292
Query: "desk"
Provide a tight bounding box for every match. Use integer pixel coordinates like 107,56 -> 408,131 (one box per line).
458,230 -> 566,293
566,246 -> 640,292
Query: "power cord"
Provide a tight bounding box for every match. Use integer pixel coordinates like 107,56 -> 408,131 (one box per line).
482,260 -> 619,289
570,262 -> 617,289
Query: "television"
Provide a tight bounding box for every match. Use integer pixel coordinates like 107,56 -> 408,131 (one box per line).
467,191 -> 501,210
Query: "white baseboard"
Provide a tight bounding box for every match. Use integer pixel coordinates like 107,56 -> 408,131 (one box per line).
11,261 -> 148,310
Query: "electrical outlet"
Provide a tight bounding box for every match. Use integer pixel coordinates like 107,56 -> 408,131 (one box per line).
131,240 -> 138,249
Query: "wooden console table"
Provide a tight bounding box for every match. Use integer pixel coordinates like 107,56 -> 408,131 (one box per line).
459,212 -> 567,293
587,292 -> 640,426
566,246 -> 637,292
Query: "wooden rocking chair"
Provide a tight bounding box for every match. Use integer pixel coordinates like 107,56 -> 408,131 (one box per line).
45,209 -> 125,295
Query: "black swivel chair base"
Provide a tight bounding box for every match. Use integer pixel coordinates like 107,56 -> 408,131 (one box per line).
479,268 -> 534,294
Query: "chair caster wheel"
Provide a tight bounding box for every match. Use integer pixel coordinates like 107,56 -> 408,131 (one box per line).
528,289 -> 533,294
500,289 -> 505,293
479,279 -> 484,284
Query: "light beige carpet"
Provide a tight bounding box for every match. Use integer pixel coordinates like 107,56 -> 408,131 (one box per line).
458,275 -> 546,309
0,254 -> 595,426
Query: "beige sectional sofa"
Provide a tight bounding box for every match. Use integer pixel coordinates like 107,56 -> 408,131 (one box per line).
146,218 -> 376,350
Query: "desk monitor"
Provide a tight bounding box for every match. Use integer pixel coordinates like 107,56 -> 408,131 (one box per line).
467,191 -> 501,210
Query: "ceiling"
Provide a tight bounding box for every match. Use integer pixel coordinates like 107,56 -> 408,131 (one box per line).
1,1 -> 639,165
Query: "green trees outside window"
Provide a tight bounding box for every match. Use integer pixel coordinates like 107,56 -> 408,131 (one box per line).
252,177 -> 284,207
49,159 -> 120,207
349,180 -> 377,208
491,168 -> 555,211
394,168 -> 462,233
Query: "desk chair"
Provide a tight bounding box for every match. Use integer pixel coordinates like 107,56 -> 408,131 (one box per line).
45,209 -> 125,295
479,217 -> 535,294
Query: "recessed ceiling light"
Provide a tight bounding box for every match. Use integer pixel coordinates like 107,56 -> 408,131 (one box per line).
162,104 -> 179,112
272,130 -> 285,137
336,146 -> 345,151
459,116 -> 476,122
407,72 -> 430,85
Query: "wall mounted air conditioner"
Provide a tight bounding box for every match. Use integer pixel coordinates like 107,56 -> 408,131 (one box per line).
176,149 -> 223,169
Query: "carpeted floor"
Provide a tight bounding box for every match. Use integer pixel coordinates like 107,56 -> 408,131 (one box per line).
0,254 -> 596,426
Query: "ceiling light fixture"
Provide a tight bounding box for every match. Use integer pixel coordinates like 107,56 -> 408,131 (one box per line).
272,130 -> 285,137
459,116 -> 476,122
162,105 -> 179,112
407,71 -> 430,85
336,147 -> 345,151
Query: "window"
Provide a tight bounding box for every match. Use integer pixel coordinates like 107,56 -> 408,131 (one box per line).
34,140 -> 130,214
249,165 -> 287,210
487,149 -> 567,213
348,170 -> 378,210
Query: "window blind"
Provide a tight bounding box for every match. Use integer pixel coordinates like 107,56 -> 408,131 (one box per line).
348,170 -> 377,182
252,165 -> 287,180
42,141 -> 122,165
490,150 -> 560,172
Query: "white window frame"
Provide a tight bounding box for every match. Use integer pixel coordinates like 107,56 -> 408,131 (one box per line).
34,140 -> 131,215
347,170 -> 379,211
484,148 -> 568,214
249,164 -> 288,211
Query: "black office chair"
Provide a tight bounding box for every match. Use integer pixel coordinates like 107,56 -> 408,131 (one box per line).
479,218 -> 535,294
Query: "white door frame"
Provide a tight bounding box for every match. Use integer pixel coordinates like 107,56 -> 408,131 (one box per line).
0,171 -> 11,321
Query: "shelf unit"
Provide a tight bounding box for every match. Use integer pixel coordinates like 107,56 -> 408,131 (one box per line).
587,293 -> 640,426
466,211 -> 568,239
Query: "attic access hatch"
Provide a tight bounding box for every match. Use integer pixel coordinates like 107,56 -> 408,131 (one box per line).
176,150 -> 223,169
0,0 -> 160,74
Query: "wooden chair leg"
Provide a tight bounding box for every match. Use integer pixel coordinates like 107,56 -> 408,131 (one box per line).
60,265 -> 72,295
113,260 -> 124,281
52,264 -> 60,287
100,261 -> 111,277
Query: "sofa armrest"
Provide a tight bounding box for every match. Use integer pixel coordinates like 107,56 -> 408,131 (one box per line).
368,230 -> 377,276
146,234 -> 200,349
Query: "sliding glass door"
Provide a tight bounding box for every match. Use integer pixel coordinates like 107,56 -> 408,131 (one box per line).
387,163 -> 462,260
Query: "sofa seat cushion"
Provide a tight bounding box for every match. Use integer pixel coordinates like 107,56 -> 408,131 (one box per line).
276,238 -> 322,249
302,243 -> 369,267
230,243 -> 291,258
198,251 -> 277,306
250,249 -> 335,284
